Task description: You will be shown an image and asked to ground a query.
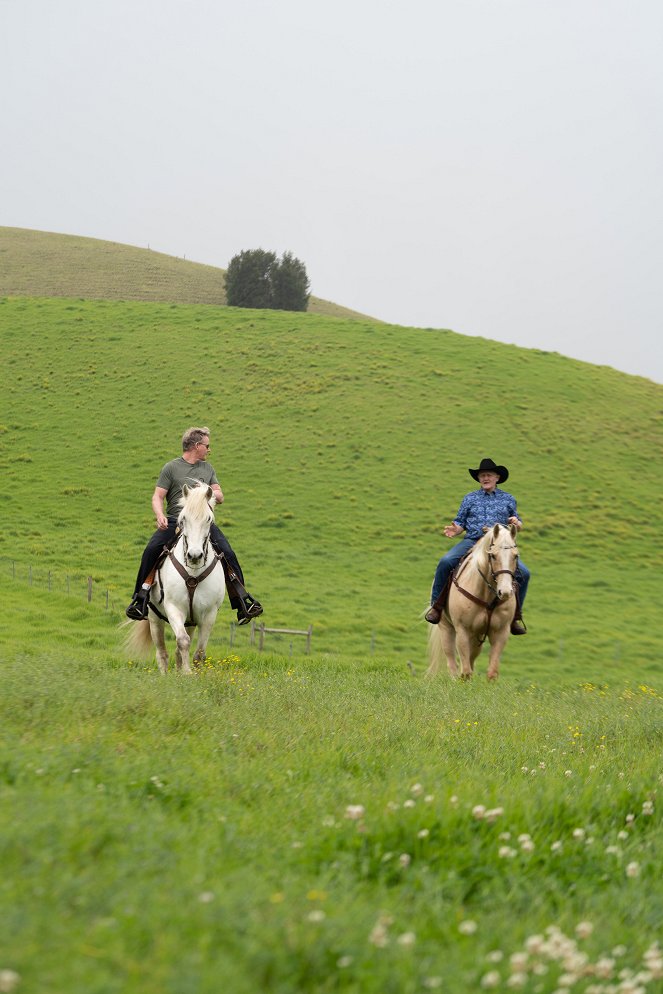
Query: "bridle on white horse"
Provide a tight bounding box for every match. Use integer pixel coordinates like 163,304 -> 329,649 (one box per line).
167,536 -> 223,624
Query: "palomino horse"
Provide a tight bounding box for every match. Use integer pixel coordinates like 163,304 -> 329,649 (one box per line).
427,523 -> 519,681
124,483 -> 226,674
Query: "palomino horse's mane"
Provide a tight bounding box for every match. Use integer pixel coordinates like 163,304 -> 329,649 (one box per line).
472,523 -> 515,556
177,483 -> 214,523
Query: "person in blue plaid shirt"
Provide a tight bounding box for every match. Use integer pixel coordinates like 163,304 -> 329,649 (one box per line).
425,458 -> 529,634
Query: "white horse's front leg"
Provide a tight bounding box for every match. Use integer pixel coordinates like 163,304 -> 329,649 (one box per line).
165,605 -> 192,675
193,608 -> 220,667
149,618 -> 169,675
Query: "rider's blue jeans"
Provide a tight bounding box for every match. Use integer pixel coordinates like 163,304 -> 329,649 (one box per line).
431,538 -> 530,608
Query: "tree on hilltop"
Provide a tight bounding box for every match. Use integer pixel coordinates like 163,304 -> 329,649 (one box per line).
225,249 -> 310,312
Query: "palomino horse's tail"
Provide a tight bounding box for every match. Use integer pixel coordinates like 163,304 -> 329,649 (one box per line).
120,618 -> 154,659
426,616 -> 446,678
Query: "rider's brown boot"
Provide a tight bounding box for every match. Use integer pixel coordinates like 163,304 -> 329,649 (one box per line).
425,605 -> 442,624
510,618 -> 527,635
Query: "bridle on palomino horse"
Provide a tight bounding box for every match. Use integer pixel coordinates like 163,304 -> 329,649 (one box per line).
451,536 -> 519,643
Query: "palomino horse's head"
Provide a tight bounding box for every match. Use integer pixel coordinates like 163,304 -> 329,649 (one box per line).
483,523 -> 519,601
178,483 -> 216,567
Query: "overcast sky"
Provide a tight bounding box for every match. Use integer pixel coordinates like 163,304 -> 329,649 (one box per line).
3,0 -> 662,383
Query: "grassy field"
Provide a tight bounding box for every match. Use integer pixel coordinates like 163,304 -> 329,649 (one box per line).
1,580 -> 662,993
1,287 -> 662,992
0,227 -> 372,319
0,294 -> 661,668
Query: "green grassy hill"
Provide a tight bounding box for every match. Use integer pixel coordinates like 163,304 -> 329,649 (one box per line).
0,226 -> 373,319
0,295 -> 660,668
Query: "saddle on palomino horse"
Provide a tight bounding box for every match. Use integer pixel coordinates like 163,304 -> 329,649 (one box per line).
425,557 -> 526,634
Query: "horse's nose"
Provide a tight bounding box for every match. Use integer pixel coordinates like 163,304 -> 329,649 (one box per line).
187,549 -> 203,564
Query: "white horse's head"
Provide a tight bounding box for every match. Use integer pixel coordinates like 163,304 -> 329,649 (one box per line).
483,523 -> 519,601
178,483 -> 216,567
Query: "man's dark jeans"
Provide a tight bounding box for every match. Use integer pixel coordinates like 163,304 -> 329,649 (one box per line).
132,518 -> 245,610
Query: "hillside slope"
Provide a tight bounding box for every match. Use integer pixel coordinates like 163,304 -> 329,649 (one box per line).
1,296 -> 660,665
0,226 -> 372,319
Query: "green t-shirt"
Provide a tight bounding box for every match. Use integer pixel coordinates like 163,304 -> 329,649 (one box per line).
156,457 -> 219,518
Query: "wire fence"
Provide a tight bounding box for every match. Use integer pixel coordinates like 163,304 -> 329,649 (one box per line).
0,555 -> 313,656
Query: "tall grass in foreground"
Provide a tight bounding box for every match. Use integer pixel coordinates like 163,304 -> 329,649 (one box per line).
1,599 -> 662,993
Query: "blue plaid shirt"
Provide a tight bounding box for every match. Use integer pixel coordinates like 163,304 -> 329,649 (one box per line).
454,488 -> 520,541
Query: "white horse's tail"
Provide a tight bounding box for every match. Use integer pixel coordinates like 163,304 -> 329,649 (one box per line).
426,619 -> 446,678
120,619 -> 154,659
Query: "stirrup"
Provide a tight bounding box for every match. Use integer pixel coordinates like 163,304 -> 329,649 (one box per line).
236,595 -> 263,626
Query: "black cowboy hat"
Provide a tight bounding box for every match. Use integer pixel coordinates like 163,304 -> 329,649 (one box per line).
469,458 -> 509,484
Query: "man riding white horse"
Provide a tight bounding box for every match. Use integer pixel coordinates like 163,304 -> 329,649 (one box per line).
126,426 -> 263,626
425,458 -> 529,635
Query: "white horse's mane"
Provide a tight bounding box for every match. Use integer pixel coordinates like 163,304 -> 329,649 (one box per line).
178,483 -> 214,523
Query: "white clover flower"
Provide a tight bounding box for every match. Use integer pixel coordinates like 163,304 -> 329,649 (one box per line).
525,934 -> 545,954
572,828 -> 586,840
450,794 -> 459,805
539,761 -> 547,769
403,799 -> 416,809
307,909 -> 326,923
423,978 -> 443,989
322,815 -> 336,827
345,804 -> 365,820
594,957 -> 616,978
485,807 -> 504,823
521,766 -> 529,773
386,801 -> 400,811
458,919 -> 478,935
410,783 -> 424,796
510,952 -> 528,970
564,770 -> 573,778
618,830 -> 629,840
472,805 -> 487,820
506,972 -> 527,988
520,838 -> 535,853
612,945 -> 628,957
399,853 -> 411,868
0,971 -> 20,994
368,914 -> 393,948
625,813 -> 635,824
337,956 -> 353,968
481,971 -> 501,988
499,831 -> 512,841
486,950 -> 504,963
642,801 -> 654,815
626,861 -> 641,878
397,931 -> 416,948
499,846 -> 517,859
424,794 -> 435,803
198,891 -> 215,903
417,828 -> 430,839
605,845 -> 622,856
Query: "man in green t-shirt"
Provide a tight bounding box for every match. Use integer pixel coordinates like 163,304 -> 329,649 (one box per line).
126,426 -> 263,625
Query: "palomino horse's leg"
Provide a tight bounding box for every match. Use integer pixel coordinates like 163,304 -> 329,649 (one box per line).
455,628 -> 476,680
150,618 -> 169,675
440,618 -> 459,678
486,629 -> 510,681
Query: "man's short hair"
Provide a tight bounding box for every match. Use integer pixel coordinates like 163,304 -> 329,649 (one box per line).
182,426 -> 211,451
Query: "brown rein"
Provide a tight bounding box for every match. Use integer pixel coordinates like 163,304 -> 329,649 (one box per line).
450,544 -> 517,643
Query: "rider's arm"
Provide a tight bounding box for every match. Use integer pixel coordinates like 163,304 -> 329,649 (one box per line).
152,486 -> 169,529
211,483 -> 224,504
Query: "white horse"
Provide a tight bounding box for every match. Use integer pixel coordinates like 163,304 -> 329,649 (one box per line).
427,523 -> 519,681
124,483 -> 226,674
